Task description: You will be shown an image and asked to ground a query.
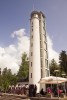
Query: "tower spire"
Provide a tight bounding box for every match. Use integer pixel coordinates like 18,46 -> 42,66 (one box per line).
33,0 -> 34,11
33,4 -> 34,11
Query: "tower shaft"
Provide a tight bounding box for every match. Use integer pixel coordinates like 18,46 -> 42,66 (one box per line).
29,11 -> 49,92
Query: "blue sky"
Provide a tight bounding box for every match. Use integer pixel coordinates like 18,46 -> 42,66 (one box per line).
0,0 -> 67,73
0,0 -> 67,52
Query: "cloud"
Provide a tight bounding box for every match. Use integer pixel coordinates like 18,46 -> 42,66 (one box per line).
11,29 -> 26,38
0,45 -> 19,74
0,29 -> 59,73
0,29 -> 29,74
47,35 -> 59,63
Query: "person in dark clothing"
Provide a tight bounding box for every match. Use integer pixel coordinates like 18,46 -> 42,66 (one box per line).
29,84 -> 34,97
33,84 -> 37,97
40,88 -> 45,95
54,89 -> 58,96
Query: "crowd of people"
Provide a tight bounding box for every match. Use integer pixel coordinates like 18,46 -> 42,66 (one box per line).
40,84 -> 66,97
6,84 -> 37,97
1,84 -> 67,97
7,84 -> 28,95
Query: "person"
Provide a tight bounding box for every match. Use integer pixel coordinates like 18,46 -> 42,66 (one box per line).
34,84 -> 37,94
29,84 -> 34,97
32,84 -> 37,97
58,88 -> 63,96
40,88 -> 44,95
54,89 -> 58,96
47,87 -> 52,93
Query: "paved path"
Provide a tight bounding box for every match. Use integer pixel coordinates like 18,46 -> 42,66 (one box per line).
0,93 -> 30,100
0,93 -> 65,100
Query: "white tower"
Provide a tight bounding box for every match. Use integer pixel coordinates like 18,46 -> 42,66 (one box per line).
29,11 -> 50,92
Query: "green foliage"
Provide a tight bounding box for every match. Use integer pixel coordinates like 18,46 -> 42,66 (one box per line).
50,50 -> 67,77
59,50 -> 67,75
10,74 -> 18,85
17,52 -> 29,81
0,51 -> 67,92
0,67 -> 17,92
0,52 -> 29,92
49,59 -> 60,76
2,80 -> 9,92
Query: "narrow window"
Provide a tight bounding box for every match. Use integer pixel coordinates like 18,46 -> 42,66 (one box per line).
40,34 -> 41,40
41,69 -> 42,78
45,59 -> 48,67
31,73 -> 32,78
32,22 -> 33,27
31,35 -> 33,39
31,52 -> 32,56
32,29 -> 33,31
31,62 -> 32,67
31,43 -> 33,47
32,22 -> 33,26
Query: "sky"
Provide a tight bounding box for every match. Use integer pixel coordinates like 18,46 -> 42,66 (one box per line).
0,0 -> 67,73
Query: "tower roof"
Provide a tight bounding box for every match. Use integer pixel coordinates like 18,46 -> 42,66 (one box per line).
31,11 -> 46,18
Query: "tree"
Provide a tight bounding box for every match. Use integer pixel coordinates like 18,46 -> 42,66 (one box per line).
0,67 -> 17,92
59,50 -> 67,75
49,59 -> 60,76
17,52 -> 29,81
10,74 -> 17,85
1,68 -> 11,92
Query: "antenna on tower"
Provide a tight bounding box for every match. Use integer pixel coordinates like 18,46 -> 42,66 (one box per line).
33,0 -> 34,11
33,4 -> 34,11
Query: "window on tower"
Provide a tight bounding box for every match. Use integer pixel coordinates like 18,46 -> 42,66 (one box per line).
41,58 -> 43,68
43,26 -> 45,30
41,69 -> 42,78
31,73 -> 32,78
31,62 -> 32,67
32,22 -> 33,26
45,59 -> 48,68
32,29 -> 33,31
31,43 -> 33,47
43,21 -> 45,26
40,49 -> 43,57
40,41 -> 42,48
31,52 -> 32,56
31,35 -> 33,39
